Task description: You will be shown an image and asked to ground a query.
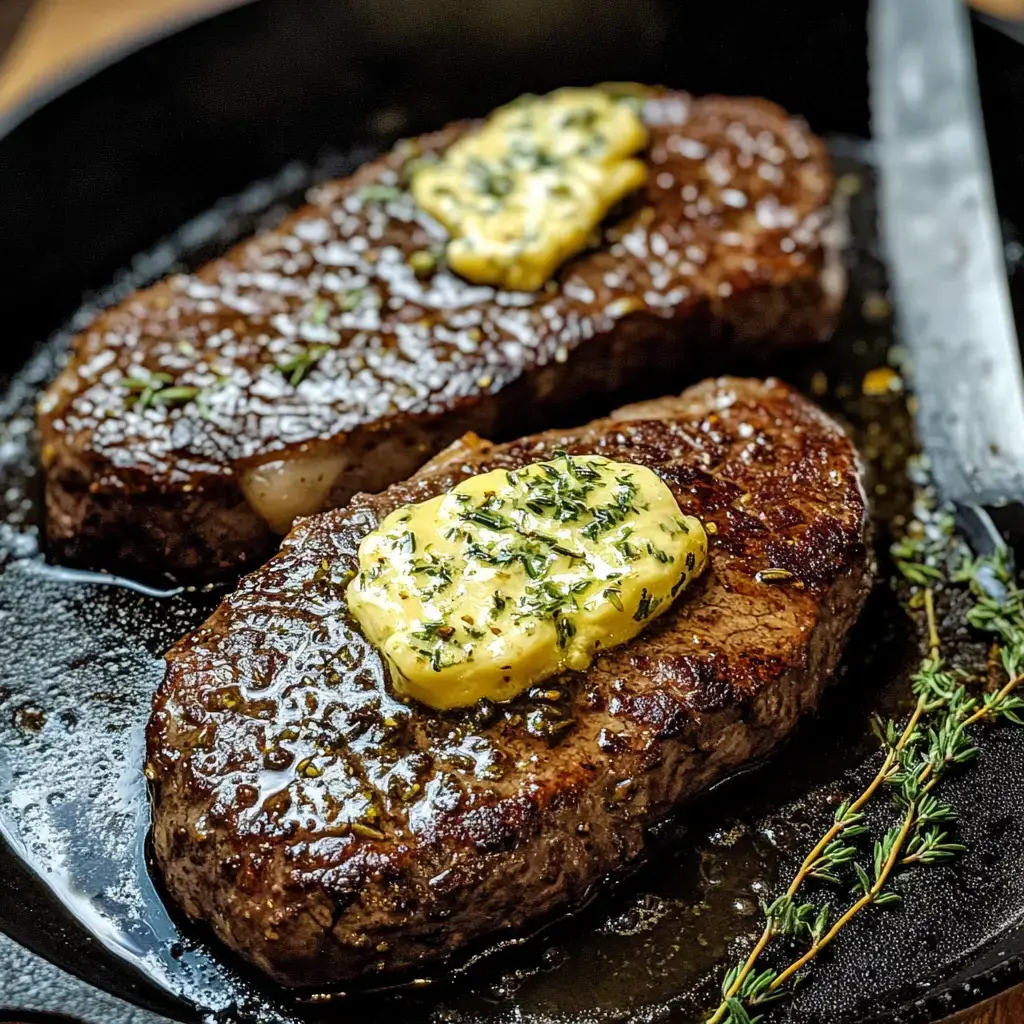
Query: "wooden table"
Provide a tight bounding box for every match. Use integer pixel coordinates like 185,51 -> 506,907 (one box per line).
0,3 -> 1021,1023
948,991 -> 1023,1024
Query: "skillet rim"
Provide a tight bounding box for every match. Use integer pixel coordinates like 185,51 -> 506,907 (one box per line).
0,0 -> 252,142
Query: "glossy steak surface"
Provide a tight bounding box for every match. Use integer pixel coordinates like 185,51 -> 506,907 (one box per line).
147,377 -> 872,987
41,92 -> 839,580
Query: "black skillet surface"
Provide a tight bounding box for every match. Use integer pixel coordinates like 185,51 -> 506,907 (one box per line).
2,2 -> 1024,1022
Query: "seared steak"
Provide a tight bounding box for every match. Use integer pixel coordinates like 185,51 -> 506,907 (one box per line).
41,92 -> 840,582
147,377 -> 872,988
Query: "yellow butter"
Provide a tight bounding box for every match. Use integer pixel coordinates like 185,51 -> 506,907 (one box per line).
346,453 -> 707,710
411,88 -> 648,292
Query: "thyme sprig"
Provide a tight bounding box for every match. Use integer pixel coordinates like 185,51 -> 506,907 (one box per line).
708,518 -> 1024,1024
120,372 -> 220,416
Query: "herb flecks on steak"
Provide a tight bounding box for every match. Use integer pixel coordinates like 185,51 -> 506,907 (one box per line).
146,377 -> 872,988
41,91 -> 840,582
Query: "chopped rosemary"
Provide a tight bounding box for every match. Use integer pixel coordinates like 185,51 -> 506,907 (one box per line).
645,540 -> 673,564
410,620 -> 455,642
466,156 -> 514,198
615,529 -> 639,562
408,553 -> 454,597
708,509 -> 1024,1024
633,587 -> 661,621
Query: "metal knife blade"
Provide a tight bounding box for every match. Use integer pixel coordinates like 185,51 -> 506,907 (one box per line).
870,0 -> 1024,508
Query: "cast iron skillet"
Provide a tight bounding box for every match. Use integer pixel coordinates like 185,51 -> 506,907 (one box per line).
2,2 -> 1024,1023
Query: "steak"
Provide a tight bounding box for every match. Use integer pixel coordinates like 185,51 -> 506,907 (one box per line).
146,377 -> 872,988
41,91 -> 841,582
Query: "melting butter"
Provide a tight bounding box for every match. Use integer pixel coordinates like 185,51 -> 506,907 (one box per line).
411,87 -> 648,292
347,452 -> 707,710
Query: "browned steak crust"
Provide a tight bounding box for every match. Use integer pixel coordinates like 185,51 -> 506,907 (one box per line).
146,377 -> 872,988
41,92 -> 840,581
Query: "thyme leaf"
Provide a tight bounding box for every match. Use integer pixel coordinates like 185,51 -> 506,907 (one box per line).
120,372 -> 213,414
356,183 -> 405,204
706,501 -> 1024,1023
276,343 -> 331,386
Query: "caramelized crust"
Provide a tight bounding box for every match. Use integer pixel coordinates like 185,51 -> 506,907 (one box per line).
41,92 -> 840,581
147,377 -> 871,987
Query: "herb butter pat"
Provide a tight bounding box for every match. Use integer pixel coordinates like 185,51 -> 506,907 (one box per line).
347,452 -> 707,710
411,88 -> 648,292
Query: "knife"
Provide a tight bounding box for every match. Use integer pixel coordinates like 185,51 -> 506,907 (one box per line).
870,0 -> 1024,552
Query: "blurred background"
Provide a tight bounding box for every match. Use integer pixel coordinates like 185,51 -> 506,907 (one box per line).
0,0 -> 240,111
0,0 -> 1022,114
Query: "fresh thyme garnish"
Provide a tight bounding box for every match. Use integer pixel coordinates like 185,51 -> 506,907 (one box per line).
120,372 -> 216,414
356,183 -> 405,204
708,509 -> 1024,1024
275,344 -> 330,386
339,288 -> 365,312
307,297 -> 331,326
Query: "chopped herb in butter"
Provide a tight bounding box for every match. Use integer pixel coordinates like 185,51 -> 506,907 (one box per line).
346,452 -> 707,710
410,87 -> 648,292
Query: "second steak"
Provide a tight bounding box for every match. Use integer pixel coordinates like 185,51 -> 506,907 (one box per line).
41,90 -> 841,581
